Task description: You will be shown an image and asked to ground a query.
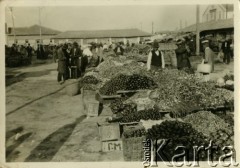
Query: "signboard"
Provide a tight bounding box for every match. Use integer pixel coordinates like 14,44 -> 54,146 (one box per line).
102,140 -> 122,152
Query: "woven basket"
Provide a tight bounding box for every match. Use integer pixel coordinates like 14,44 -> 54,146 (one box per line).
122,136 -> 146,161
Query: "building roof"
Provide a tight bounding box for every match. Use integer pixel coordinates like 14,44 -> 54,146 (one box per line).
180,18 -> 233,33
53,29 -> 152,39
8,24 -> 61,36
221,4 -> 234,12
203,4 -> 234,16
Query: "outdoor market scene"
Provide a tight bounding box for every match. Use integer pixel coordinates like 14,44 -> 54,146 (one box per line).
5,4 -> 235,163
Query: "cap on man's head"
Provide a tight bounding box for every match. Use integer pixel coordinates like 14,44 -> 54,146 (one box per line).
202,40 -> 209,44
152,41 -> 159,48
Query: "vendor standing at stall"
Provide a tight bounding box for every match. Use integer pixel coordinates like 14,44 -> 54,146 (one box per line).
202,40 -> 215,73
175,39 -> 191,70
147,41 -> 165,71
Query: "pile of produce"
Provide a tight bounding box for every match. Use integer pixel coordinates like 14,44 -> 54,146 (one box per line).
98,61 -> 151,79
209,129 -> 234,160
215,113 -> 234,127
110,98 -> 137,114
121,108 -> 163,123
149,69 -> 233,114
99,74 -> 156,95
146,120 -> 208,160
123,127 -> 146,138
99,74 -> 129,95
182,111 -> 230,137
82,75 -> 100,84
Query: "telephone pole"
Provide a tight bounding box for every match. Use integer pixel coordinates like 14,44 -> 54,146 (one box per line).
39,7 -> 42,44
152,22 -> 154,34
196,5 -> 200,56
10,7 -> 16,43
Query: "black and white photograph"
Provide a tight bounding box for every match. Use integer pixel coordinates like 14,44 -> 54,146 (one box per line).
1,0 -> 239,167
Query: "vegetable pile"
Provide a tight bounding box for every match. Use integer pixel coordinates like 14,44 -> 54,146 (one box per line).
146,120 -> 208,160
99,74 -> 156,95
182,111 -> 230,137
82,75 -> 100,84
123,127 -> 146,138
121,108 -> 163,123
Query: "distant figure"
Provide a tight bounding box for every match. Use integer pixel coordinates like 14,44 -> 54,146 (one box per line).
175,39 -> 191,70
70,42 -> 82,78
89,46 -> 100,67
26,44 -> 33,64
36,44 -> 45,59
202,40 -> 215,73
57,44 -> 67,84
114,43 -> 124,56
221,37 -> 231,64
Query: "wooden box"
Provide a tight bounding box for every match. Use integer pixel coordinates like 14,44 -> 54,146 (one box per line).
97,122 -> 120,141
102,140 -> 123,152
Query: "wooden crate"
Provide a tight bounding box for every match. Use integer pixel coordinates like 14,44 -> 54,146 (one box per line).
102,140 -> 123,152
97,122 -> 120,141
95,91 -> 121,104
86,101 -> 100,117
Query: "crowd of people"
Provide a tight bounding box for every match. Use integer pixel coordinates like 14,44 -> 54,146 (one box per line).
5,35 -> 233,83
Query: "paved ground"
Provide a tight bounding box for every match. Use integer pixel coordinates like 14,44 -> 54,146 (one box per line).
5,56 -> 234,162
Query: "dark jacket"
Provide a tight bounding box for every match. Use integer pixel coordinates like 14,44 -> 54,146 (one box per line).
175,44 -> 191,69
57,48 -> 67,74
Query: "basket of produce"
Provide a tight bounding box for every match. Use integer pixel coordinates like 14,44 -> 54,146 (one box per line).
122,127 -> 146,161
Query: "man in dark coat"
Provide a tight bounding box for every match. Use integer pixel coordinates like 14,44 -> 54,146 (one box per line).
147,41 -> 164,71
57,44 -> 67,84
114,43 -> 124,56
70,42 -> 82,78
175,39 -> 191,70
36,44 -> 45,59
221,37 -> 231,64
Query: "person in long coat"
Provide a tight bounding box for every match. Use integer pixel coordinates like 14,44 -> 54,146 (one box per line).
202,40 -> 215,73
175,39 -> 191,70
70,42 -> 82,78
57,44 -> 67,84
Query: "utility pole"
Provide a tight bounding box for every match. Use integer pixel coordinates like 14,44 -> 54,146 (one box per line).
185,21 -> 188,28
140,22 -> 142,31
196,5 -> 200,56
39,7 -> 42,44
10,7 -> 16,43
226,4 -> 228,19
180,20 -> 182,30
152,22 -> 154,34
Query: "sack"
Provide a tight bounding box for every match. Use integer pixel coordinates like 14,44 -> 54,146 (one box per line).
197,59 -> 212,73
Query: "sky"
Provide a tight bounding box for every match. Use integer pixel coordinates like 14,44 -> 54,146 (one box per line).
5,5 -> 208,33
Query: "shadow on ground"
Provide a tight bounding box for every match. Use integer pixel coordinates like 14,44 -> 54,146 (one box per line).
24,115 -> 86,162
5,69 -> 55,87
6,132 -> 33,162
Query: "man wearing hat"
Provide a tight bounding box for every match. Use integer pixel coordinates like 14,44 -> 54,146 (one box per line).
175,39 -> 191,70
147,41 -> 164,71
57,44 -> 68,84
202,40 -> 215,72
70,42 -> 82,78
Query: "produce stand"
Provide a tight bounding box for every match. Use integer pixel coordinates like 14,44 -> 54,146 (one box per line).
78,50 -> 234,162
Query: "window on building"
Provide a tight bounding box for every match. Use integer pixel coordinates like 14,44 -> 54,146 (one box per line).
210,9 -> 217,21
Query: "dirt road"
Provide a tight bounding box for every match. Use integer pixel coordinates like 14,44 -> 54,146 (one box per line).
5,62 -> 123,162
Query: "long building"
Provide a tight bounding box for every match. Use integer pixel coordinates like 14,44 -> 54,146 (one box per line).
6,24 -> 61,46
52,29 -> 152,45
